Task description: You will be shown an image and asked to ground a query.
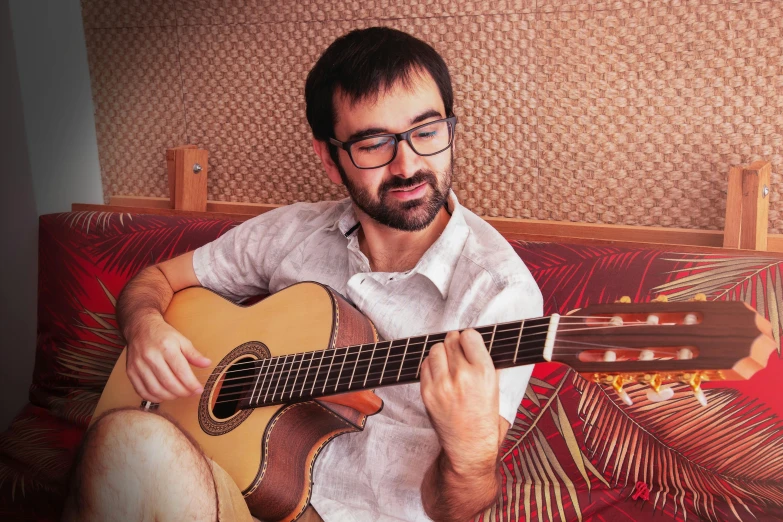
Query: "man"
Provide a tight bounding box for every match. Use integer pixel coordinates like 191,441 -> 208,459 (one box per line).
63,27 -> 543,522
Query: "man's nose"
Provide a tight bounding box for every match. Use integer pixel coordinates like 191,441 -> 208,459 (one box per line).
389,139 -> 420,178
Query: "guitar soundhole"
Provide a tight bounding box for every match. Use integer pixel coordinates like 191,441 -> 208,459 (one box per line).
213,358 -> 258,420
199,341 -> 270,436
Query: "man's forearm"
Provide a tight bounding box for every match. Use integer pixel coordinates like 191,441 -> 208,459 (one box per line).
421,450 -> 500,522
116,266 -> 174,341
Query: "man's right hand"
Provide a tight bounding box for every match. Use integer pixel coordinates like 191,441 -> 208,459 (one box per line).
125,314 -> 212,403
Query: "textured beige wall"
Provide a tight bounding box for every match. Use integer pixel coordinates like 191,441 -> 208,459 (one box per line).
81,0 -> 783,232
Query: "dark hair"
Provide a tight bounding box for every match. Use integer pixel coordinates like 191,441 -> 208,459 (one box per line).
305,27 -> 454,150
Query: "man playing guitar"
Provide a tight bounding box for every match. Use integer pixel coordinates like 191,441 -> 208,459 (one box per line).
63,27 -> 543,522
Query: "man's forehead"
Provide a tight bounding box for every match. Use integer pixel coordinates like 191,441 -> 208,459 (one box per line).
332,71 -> 445,133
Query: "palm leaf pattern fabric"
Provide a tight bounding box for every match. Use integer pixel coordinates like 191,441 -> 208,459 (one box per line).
1,214 -> 781,521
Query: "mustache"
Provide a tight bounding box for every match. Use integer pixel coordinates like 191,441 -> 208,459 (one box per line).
379,171 -> 438,195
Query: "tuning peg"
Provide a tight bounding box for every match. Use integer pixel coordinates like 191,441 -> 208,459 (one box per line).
687,373 -> 708,407
616,296 -> 632,304
645,374 -> 674,402
652,295 -> 669,303
691,293 -> 707,302
611,375 -> 633,406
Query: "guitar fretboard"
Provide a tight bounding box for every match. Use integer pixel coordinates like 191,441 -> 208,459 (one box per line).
243,316 -> 553,408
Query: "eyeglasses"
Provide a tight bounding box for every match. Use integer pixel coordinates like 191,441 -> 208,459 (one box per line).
329,116 -> 458,170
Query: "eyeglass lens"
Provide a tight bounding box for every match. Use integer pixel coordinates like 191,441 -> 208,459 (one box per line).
350,120 -> 453,169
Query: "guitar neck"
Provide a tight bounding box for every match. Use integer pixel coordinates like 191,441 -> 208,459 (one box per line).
244,315 -> 558,409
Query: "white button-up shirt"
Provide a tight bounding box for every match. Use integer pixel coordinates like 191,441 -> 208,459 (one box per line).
193,194 -> 543,522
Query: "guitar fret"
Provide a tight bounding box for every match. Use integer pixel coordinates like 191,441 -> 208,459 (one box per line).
322,349 -> 337,394
281,354 -> 296,400
379,341 -> 392,385
271,355 -> 290,402
397,337 -> 410,382
335,347 -> 349,392
416,335 -> 429,379
257,357 -> 273,406
252,358 -> 268,406
263,357 -> 279,403
364,341 -> 378,387
348,344 -> 363,391
488,324 -> 497,355
311,350 -> 326,396
513,320 -> 524,364
300,352 -> 315,398
290,353 -> 305,400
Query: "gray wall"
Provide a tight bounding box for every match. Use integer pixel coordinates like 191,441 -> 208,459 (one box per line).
9,0 -> 103,216
0,0 -> 102,428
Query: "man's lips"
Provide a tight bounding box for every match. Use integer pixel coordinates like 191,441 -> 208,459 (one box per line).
387,182 -> 428,200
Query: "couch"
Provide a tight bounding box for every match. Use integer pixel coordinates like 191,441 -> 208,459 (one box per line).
1,209 -> 782,521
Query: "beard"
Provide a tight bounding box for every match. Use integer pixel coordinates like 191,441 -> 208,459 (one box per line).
336,153 -> 453,232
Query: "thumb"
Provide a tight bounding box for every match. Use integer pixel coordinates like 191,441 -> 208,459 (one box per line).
181,341 -> 212,368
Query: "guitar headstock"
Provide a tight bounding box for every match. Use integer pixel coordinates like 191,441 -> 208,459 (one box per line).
552,298 -> 776,406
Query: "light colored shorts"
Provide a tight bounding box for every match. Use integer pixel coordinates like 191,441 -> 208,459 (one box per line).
211,460 -> 323,522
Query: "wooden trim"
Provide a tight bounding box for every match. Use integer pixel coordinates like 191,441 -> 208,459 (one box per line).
723,165 -> 744,249
74,202 -> 258,222
723,161 -> 772,250
75,197 -> 783,255
484,217 -> 724,248
109,196 -> 172,209
166,145 -> 197,206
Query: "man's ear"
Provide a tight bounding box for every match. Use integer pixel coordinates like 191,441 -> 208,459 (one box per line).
312,139 -> 344,186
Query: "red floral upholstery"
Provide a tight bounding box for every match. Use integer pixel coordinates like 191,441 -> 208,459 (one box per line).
1,211 -> 781,521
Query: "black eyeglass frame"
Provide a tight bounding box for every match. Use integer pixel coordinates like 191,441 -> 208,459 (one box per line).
328,116 -> 458,170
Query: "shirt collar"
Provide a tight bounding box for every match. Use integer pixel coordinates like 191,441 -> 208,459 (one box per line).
414,191 -> 468,299
334,192 -> 469,300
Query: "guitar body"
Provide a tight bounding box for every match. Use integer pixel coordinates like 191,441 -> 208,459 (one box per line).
91,282 -> 382,522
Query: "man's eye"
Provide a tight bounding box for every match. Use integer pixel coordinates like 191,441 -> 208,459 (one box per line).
358,138 -> 393,152
414,130 -> 438,140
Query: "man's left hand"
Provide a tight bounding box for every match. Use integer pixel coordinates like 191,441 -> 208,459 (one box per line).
420,329 -> 500,477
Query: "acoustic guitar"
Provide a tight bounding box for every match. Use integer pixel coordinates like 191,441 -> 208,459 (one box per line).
91,282 -> 776,522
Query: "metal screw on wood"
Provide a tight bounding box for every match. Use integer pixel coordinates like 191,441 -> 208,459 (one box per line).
193,163 -> 203,174
763,185 -> 770,198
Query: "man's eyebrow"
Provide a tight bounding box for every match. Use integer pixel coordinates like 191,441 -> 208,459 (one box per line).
347,109 -> 445,141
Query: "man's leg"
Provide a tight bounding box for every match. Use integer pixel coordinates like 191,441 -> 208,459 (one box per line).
62,408 -> 221,522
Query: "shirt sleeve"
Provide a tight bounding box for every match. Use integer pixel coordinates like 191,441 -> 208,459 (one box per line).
192,202 -> 327,301
473,279 -> 544,425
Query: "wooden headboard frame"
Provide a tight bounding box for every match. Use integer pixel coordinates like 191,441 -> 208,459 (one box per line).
73,147 -> 781,256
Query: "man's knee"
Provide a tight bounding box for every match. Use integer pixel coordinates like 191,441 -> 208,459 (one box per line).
66,408 -> 216,521
70,411 -> 179,498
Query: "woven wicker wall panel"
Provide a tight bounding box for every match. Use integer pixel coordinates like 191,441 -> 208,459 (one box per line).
536,2 -> 783,231
83,26 -> 187,202
538,0 -> 645,13
81,0 -> 177,28
174,0 -> 534,26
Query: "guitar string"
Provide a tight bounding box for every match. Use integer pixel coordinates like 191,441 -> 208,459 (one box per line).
208,335 -> 695,405
207,328 -> 677,392
189,318 -> 679,379
209,343 -> 693,407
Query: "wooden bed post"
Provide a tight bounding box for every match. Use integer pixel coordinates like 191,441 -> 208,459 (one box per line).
723,161 -> 772,251
167,145 -> 208,212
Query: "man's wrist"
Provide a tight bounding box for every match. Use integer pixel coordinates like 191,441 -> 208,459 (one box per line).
121,309 -> 164,344
438,449 -> 498,483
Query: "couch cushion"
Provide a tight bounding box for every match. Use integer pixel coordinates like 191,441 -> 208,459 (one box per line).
1,210 -> 781,521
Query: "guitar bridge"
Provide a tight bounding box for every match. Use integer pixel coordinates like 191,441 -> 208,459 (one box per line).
140,400 -> 160,411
